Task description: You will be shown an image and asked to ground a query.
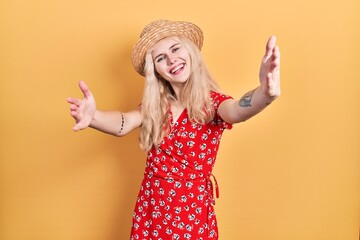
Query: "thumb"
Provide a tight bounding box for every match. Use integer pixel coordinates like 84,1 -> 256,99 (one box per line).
78,80 -> 92,98
73,120 -> 89,131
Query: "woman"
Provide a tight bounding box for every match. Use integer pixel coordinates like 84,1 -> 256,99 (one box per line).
67,19 -> 280,239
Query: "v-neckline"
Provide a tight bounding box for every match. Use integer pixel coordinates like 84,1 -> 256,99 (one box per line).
170,106 -> 186,127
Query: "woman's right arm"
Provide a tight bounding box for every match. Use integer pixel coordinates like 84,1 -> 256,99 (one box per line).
90,109 -> 141,136
67,80 -> 142,137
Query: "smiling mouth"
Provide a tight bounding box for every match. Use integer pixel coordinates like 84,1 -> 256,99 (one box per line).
170,63 -> 185,74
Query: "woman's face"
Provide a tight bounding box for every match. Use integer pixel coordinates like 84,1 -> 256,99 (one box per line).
151,36 -> 191,88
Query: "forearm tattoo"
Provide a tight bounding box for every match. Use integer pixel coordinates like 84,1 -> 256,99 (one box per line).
239,89 -> 255,107
119,112 -> 124,134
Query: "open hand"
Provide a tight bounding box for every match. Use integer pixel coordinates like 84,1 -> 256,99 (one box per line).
67,80 -> 96,131
259,36 -> 281,98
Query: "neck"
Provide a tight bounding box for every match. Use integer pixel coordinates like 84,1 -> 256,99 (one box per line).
169,83 -> 185,103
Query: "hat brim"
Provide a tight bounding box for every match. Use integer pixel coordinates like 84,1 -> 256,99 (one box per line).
131,19 -> 204,76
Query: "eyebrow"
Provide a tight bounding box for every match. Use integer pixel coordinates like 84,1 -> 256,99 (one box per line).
153,43 -> 181,61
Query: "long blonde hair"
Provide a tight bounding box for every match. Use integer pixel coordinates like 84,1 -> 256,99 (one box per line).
140,36 -> 220,151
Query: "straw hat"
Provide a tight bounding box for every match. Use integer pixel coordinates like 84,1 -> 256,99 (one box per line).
131,19 -> 204,76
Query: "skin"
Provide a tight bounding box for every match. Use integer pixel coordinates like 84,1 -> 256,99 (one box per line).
219,36 -> 281,123
152,36 -> 191,99
151,36 -> 191,123
67,35 -> 280,136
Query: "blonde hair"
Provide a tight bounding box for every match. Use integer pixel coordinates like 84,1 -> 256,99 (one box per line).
140,36 -> 220,151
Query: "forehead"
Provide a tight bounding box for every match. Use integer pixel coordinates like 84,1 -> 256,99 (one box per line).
151,36 -> 181,55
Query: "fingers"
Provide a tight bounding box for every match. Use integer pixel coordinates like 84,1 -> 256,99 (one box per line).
70,104 -> 77,111
73,122 -> 84,131
67,97 -> 82,126
267,44 -> 280,72
67,97 -> 81,106
73,122 -> 85,131
73,125 -> 80,132
263,36 -> 280,63
263,36 -> 276,60
70,111 -> 87,131
67,80 -> 91,103
264,71 -> 281,98
259,36 -> 281,98
67,97 -> 82,119
78,80 -> 92,98
273,45 -> 280,58
72,114 -> 92,131
69,105 -> 80,121
67,80 -> 94,132
273,45 -> 280,64
271,46 -> 280,72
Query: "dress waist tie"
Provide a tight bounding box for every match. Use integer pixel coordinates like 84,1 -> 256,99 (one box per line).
146,172 -> 220,204
207,173 -> 220,205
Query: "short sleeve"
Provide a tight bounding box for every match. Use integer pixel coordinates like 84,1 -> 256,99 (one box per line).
210,91 -> 233,130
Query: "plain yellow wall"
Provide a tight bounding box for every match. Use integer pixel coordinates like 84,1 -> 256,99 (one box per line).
1,0 -> 359,239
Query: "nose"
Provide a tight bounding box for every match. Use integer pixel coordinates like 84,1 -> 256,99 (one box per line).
166,54 -> 176,65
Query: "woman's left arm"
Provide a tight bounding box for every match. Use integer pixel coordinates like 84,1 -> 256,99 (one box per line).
219,36 -> 281,124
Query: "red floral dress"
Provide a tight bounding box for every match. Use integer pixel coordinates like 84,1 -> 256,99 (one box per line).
130,92 -> 233,240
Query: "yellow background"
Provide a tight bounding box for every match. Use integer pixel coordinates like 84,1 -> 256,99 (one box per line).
1,0 -> 359,239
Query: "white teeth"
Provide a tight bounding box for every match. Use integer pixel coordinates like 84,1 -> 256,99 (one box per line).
170,64 -> 184,74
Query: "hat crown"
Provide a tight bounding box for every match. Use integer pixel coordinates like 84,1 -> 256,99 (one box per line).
140,19 -> 169,38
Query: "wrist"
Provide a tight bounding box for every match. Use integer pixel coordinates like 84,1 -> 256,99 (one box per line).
89,109 -> 100,128
260,84 -> 280,99
256,86 -> 278,106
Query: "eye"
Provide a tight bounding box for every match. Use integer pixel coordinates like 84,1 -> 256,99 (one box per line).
172,46 -> 180,53
156,55 -> 165,63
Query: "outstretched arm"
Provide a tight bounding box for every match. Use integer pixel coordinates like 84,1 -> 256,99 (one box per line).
219,36 -> 281,123
67,80 -> 142,136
